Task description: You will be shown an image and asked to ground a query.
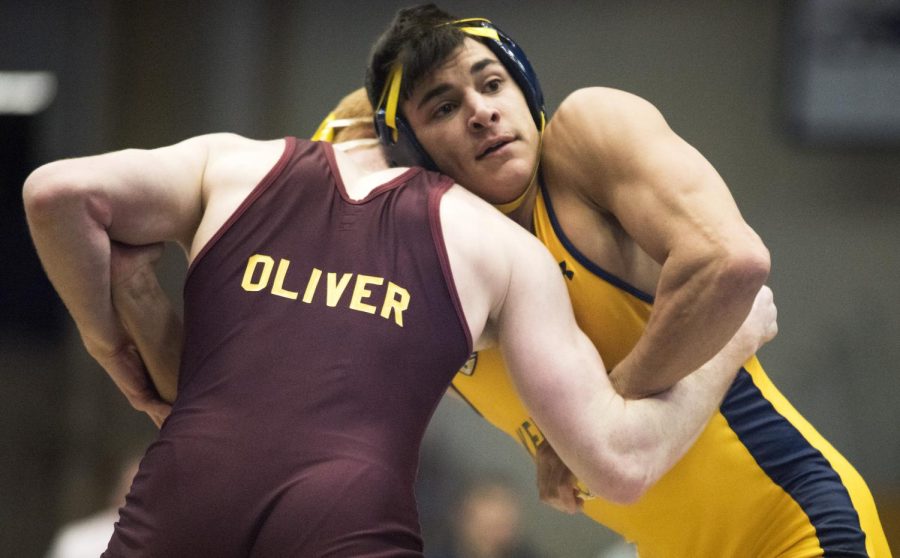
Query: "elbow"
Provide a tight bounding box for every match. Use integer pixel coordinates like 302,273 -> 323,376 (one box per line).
716,235 -> 770,299
593,463 -> 653,506
582,447 -> 657,505
611,453 -> 656,504
23,161 -> 97,224
23,162 -> 72,220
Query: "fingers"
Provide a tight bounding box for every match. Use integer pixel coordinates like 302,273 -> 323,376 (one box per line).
741,285 -> 778,353
109,241 -> 166,286
535,442 -> 582,515
756,285 -> 778,344
141,400 -> 172,429
99,343 -> 171,427
129,387 -> 172,429
111,240 -> 165,265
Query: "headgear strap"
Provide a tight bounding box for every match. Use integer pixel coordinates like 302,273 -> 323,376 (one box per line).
312,113 -> 373,142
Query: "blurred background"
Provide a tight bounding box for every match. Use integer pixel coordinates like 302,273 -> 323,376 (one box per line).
2,1 -> 898,556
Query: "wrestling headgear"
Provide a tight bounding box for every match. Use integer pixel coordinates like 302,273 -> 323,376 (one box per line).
311,112 -> 373,143
374,17 -> 545,171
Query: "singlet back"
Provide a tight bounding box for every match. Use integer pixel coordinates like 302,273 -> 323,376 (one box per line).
105,138 -> 471,557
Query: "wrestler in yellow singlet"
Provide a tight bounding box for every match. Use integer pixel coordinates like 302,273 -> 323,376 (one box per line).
451,188 -> 891,558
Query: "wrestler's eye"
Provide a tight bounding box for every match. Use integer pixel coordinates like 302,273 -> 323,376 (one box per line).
483,78 -> 502,93
433,102 -> 455,119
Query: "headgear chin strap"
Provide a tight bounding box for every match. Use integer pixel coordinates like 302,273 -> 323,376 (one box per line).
374,17 -> 545,177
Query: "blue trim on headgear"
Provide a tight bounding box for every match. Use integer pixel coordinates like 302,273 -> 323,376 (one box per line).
374,19 -> 545,170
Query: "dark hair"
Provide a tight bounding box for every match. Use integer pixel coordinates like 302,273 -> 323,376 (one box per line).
365,4 -> 466,109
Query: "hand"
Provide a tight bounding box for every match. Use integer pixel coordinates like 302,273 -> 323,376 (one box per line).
108,239 -> 181,406
110,241 -> 165,288
90,341 -> 172,428
732,285 -> 778,355
535,440 -> 584,515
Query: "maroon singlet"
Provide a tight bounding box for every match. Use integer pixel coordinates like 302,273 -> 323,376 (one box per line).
104,138 -> 471,557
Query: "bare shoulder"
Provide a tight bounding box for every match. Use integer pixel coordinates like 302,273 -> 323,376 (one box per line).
201,132 -> 283,156
440,185 -> 541,252
543,87 -> 676,200
200,134 -> 286,196
439,184 -> 556,349
188,135 -> 287,260
555,87 -> 662,124
547,87 -> 667,150
202,134 -> 285,180
440,184 -> 558,290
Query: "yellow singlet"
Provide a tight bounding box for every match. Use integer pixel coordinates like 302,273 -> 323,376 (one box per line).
450,188 -> 891,557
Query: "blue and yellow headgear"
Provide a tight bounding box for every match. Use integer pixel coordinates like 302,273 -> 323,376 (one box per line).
311,112 -> 373,143
373,18 -> 545,173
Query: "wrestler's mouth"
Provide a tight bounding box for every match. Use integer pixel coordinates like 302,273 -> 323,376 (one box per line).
476,137 -> 515,160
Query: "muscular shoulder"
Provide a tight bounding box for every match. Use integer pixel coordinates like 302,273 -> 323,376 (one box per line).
439,185 -> 556,350
543,88 -> 676,202
553,87 -> 664,134
188,134 -> 287,259
199,134 -> 286,197
202,133 -> 285,180
547,88 -> 668,160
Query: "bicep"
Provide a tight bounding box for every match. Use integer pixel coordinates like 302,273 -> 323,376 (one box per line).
551,89 -> 754,263
496,234 -> 614,432
611,130 -> 750,263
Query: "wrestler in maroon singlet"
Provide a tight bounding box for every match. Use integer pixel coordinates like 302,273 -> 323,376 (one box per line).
104,138 -> 471,557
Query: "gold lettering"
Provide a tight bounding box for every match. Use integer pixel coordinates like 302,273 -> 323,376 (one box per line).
270,258 -> 299,300
349,274 -> 384,314
380,282 -> 410,327
302,268 -> 322,303
326,272 -> 353,307
241,254 -> 274,292
241,256 -> 409,329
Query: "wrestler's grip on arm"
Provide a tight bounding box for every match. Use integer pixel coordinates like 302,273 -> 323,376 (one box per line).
109,241 -> 182,407
533,285 -> 777,511
506,274 -> 776,503
535,440 -> 583,515
22,137 -> 209,426
439,183 -> 776,504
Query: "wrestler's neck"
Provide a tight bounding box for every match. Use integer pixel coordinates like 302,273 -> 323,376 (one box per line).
498,175 -> 539,233
335,141 -> 389,173
333,143 -> 404,201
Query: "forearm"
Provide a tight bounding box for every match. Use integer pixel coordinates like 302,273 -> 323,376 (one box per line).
112,266 -> 182,403
24,166 -> 126,356
570,330 -> 751,503
24,165 -> 174,424
618,338 -> 748,474
611,246 -> 768,397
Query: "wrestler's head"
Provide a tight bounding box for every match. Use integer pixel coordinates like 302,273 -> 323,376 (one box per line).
367,4 -> 544,211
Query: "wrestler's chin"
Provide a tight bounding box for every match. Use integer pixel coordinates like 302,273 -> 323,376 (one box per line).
476,153 -> 536,196
463,167 -> 532,206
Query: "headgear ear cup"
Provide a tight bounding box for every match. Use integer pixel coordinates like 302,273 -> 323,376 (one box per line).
374,18 -> 545,170
480,24 -> 545,131
374,105 -> 438,169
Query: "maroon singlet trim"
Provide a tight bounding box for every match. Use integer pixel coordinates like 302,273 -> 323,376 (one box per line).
321,141 -> 422,204
185,136 -> 296,281
428,182 -> 474,354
